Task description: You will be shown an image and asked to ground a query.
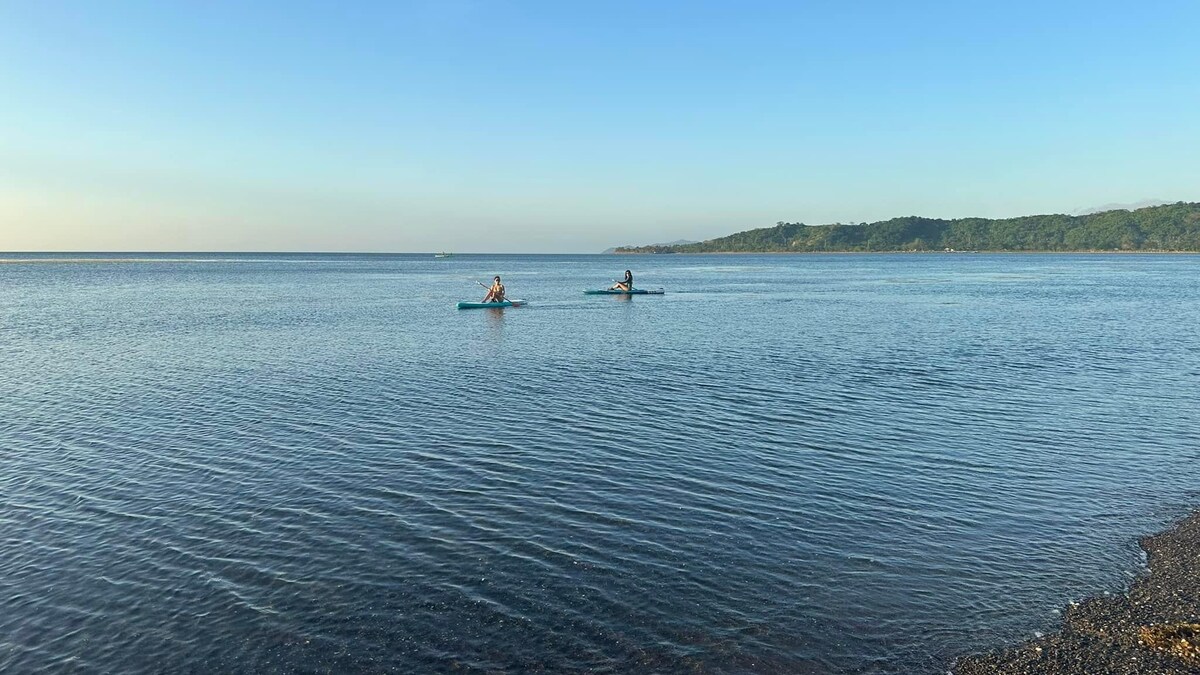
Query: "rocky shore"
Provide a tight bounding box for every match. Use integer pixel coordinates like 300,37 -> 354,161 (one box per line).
954,510 -> 1200,674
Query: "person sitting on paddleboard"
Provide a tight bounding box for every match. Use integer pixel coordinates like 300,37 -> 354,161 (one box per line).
611,270 -> 633,291
482,276 -> 506,303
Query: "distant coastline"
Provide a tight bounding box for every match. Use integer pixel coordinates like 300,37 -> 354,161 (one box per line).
614,202 -> 1200,254
607,249 -> 1200,255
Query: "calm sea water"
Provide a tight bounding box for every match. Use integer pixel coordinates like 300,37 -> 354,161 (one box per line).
1,253 -> 1197,674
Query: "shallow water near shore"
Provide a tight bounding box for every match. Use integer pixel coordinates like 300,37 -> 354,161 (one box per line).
2,252 -> 1198,673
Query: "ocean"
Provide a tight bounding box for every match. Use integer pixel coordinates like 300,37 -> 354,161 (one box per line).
2,252 -> 1197,673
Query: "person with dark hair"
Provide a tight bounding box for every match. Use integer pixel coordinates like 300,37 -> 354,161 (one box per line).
482,276 -> 506,303
610,270 -> 633,291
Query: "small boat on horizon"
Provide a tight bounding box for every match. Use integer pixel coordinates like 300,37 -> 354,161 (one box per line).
434,252 -> 453,258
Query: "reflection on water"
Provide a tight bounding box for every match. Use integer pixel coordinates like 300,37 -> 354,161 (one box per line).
485,306 -> 507,332
1,253 -> 1198,674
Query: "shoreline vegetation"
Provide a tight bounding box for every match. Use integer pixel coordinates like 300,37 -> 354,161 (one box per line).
614,202 -> 1200,254
954,510 -> 1200,674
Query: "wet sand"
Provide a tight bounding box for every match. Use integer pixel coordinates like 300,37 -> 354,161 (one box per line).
955,510 -> 1200,674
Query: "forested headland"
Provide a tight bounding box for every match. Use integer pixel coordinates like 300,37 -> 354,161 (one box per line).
615,202 -> 1200,253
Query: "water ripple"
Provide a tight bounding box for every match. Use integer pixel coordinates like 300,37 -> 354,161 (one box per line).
1,253 -> 1198,673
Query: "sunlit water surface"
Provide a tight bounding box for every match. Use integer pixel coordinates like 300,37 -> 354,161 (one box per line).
2,253 -> 1198,673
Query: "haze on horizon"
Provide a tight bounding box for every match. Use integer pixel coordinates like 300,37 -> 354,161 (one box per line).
2,1 -> 1198,254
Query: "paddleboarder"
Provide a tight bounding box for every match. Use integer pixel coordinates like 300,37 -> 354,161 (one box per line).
481,276 -> 506,303
610,270 -> 633,291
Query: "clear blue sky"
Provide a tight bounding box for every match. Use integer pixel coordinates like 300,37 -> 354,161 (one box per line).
2,1 -> 1197,252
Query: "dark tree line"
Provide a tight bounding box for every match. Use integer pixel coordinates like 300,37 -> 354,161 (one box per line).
616,202 -> 1200,253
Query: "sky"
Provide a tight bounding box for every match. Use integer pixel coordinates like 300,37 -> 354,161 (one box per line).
1,1 -> 1198,253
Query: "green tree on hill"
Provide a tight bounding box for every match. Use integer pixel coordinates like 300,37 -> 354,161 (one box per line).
616,202 -> 1200,253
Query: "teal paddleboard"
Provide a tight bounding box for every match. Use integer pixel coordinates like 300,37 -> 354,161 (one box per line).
583,288 -> 664,295
457,300 -> 526,309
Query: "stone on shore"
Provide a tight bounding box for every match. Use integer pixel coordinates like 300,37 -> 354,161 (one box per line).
954,511 -> 1200,675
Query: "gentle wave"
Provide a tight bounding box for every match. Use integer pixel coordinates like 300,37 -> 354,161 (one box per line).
1,253 -> 1198,673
